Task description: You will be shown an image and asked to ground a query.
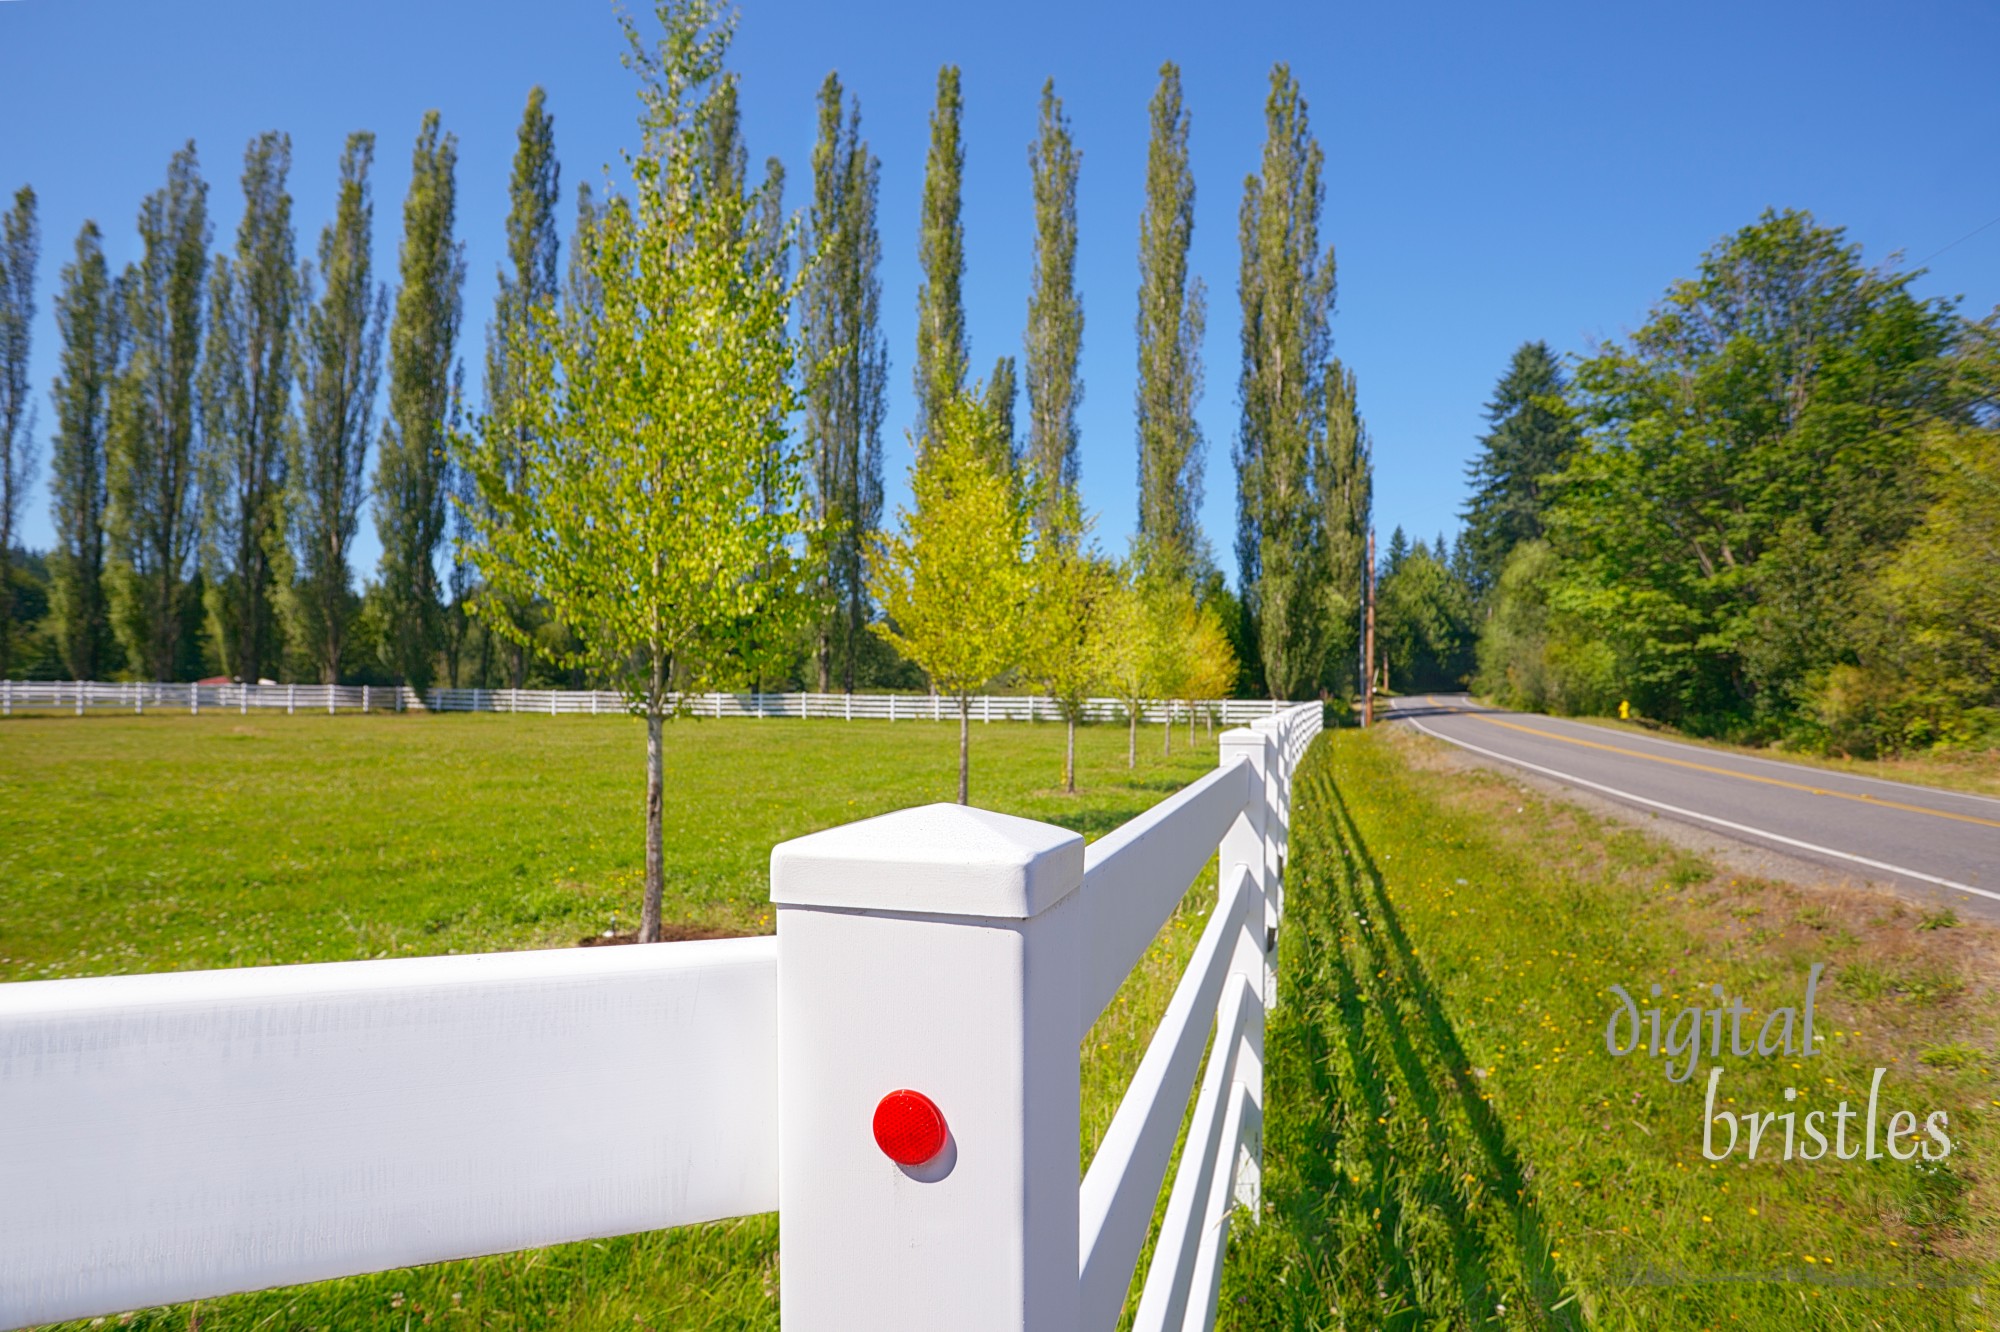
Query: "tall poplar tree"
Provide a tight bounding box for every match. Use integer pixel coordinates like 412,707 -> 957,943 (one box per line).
800,72 -> 886,692
374,111 -> 465,691
1236,65 -> 1337,699
1318,357 -> 1371,690
0,186 -> 37,675
1025,79 -> 1082,532
198,132 -> 296,682
480,87 -> 562,689
291,132 -> 386,684
109,142 -> 209,681
983,354 -> 1017,468
49,222 -> 122,679
1135,63 -> 1207,584
914,65 -> 967,452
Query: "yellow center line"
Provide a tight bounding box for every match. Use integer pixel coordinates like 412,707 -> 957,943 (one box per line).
1419,701 -> 2000,833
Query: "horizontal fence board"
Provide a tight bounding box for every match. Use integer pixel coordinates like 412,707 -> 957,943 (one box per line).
1132,972 -> 1258,1332
1077,865 -> 1254,1331
1078,759 -> 1252,1035
0,939 -> 778,1329
1,683 -> 1303,725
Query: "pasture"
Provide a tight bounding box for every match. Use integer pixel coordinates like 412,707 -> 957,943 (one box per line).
1,710 -> 1222,1330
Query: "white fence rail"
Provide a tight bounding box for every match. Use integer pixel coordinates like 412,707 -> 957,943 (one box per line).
2,680 -> 1291,726
0,680 -> 423,715
0,703 -> 1323,1330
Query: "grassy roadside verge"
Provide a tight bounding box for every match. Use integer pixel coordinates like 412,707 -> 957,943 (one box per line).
6,713 -> 1221,1330
1221,727 -> 1999,1330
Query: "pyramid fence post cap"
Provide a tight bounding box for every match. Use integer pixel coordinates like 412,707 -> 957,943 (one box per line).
770,803 -> 1084,918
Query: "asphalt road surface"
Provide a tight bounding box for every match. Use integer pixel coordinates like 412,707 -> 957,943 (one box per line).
1382,694 -> 2000,921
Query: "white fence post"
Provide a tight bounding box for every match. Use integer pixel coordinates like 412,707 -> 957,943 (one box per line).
771,805 -> 1084,1332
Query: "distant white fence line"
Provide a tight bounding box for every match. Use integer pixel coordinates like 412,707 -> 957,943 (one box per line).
2,679 -> 1295,725
0,702 -> 1322,1331
0,679 -> 423,716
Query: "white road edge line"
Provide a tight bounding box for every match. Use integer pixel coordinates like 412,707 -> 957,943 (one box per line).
1493,702 -> 2000,811
1399,713 -> 1998,905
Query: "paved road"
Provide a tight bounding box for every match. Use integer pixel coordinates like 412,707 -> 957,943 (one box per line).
1381,693 -> 2000,920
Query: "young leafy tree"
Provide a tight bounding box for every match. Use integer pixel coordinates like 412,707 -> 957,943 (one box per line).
1097,561 -> 1157,769
870,386 -> 1030,804
291,132 -> 387,684
49,221 -> 122,679
1461,340 -> 1579,594
914,65 -> 967,452
0,185 -> 38,676
800,72 -> 886,693
375,110 -> 465,691
1022,491 -> 1111,792
109,142 -> 209,681
460,0 -> 803,943
1025,79 -> 1082,531
1135,63 -> 1207,587
1236,65 -> 1339,701
1183,597 -> 1238,742
198,132 -> 296,683
479,87 -> 562,690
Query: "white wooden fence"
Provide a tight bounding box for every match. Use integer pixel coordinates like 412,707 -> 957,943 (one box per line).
0,679 -> 423,715
2,680 -> 1289,725
0,703 -> 1322,1331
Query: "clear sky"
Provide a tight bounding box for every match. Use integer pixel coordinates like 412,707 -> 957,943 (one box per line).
4,0 -> 1997,584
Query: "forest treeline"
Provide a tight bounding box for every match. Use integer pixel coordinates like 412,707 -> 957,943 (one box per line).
1379,209 -> 2000,756
0,0 -> 1376,724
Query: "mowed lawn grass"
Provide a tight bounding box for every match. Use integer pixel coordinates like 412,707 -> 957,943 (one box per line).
0,711 -> 1220,982
1,711 -> 1227,1330
1222,727 -> 2000,1330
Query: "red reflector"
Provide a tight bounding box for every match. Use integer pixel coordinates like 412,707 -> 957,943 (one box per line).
873,1089 -> 947,1165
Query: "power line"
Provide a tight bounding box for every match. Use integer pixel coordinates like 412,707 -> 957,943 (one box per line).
1914,210 -> 2000,268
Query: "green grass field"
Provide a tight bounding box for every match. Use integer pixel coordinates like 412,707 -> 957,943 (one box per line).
1222,727 -> 2000,1330
0,711 -> 1223,983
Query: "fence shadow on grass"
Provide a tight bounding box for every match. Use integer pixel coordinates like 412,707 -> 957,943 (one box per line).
1223,747 -> 1583,1331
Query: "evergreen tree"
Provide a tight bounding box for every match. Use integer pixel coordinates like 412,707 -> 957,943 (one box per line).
1134,63 -> 1207,585
1236,65 -> 1337,699
49,221 -> 122,679
374,111 -> 465,691
0,185 -> 37,676
1025,79 -> 1082,533
198,132 -> 296,683
799,72 -> 886,693
1461,339 -> 1579,593
291,132 -> 387,684
481,86 -> 561,689
914,65 -> 967,451
109,142 -> 209,681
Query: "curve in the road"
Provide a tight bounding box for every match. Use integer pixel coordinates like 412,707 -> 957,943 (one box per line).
1385,694 -> 1999,914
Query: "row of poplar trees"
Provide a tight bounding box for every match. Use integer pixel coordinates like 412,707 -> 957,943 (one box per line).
0,0 -> 1373,709
1,120 -> 470,688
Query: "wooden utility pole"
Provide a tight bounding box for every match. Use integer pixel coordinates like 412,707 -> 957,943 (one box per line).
1363,526 -> 1376,728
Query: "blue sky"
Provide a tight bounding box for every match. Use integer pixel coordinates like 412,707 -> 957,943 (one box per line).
4,0 -> 1997,584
